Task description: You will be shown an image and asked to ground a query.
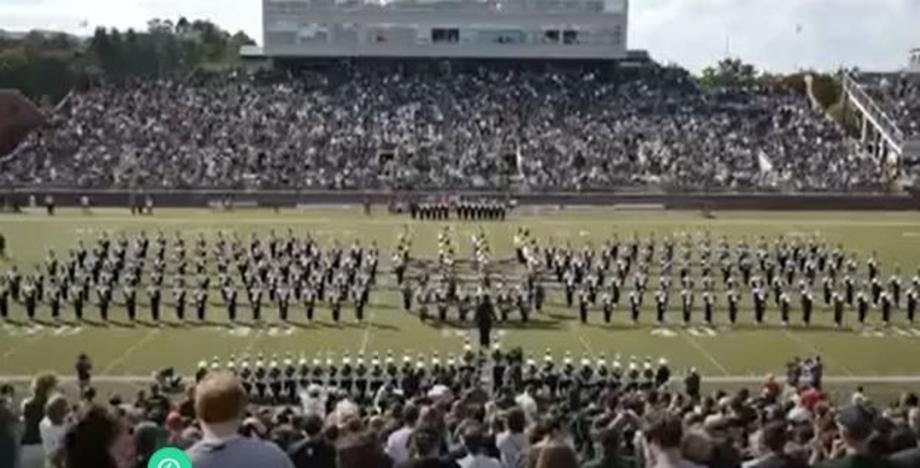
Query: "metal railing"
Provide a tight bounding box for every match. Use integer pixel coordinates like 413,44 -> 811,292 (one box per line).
843,72 -> 905,145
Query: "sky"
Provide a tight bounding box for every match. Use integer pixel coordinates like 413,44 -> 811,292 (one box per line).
1,0 -> 918,73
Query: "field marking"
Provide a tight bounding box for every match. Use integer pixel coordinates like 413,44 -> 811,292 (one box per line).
567,322 -> 595,356
101,329 -> 160,374
680,332 -> 730,376
359,309 -> 376,356
781,329 -> 856,377
240,326 -> 262,358
0,328 -> 50,361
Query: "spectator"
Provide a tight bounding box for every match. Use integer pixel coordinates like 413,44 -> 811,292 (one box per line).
583,427 -> 631,468
748,421 -> 808,468
496,408 -> 528,468
515,385 -> 538,425
62,405 -> 135,468
394,424 -> 459,468
40,394 -> 70,467
133,420 -> 167,468
642,411 -> 705,468
534,442 -> 578,468
21,373 -> 58,466
288,414 -> 336,468
890,426 -> 920,468
301,385 -> 326,419
816,404 -> 895,468
458,422 -> 501,468
387,403 -> 420,464
0,383 -> 20,468
338,430 -> 393,468
2,67 -> 879,193
185,372 -> 293,468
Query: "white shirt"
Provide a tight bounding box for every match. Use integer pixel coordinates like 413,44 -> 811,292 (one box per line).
495,431 -> 527,468
459,454 -> 503,468
385,426 -> 413,464
514,392 -> 537,423
39,417 -> 68,460
299,392 -> 326,418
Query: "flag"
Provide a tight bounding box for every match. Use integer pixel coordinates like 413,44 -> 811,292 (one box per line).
757,150 -> 774,173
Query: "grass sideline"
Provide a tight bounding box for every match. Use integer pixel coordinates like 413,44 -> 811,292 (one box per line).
0,207 -> 919,395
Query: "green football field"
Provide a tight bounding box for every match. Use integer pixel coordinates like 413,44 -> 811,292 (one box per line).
1,207 -> 920,391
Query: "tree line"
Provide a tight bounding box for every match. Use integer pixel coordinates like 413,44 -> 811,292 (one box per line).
0,18 -> 255,103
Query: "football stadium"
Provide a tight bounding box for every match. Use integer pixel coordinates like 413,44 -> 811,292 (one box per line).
1,1 -> 920,467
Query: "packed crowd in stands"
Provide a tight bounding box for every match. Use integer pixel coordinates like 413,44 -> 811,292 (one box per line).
2,349 -> 920,468
1,66 -> 880,193
854,73 -> 920,140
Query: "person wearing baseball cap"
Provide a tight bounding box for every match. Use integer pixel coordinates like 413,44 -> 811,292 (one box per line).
817,404 -> 895,468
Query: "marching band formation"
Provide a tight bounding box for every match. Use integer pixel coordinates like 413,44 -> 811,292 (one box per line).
0,229 -> 379,325
0,226 -> 917,332
194,344 -> 687,407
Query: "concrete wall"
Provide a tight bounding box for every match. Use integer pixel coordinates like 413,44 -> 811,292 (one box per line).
4,189 -> 918,210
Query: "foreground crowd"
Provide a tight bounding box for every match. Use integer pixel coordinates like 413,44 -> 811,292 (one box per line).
2,350 -> 920,468
2,66 -> 879,192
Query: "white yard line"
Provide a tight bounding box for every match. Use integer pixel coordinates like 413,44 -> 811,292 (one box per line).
1,331 -> 48,361
568,322 -> 596,356
782,329 -> 856,377
240,327 -> 262,358
681,332 -> 731,376
101,329 -> 160,374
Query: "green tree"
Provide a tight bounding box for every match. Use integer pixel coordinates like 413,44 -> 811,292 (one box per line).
699,58 -> 759,88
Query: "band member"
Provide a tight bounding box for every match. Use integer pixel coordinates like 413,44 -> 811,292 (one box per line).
779,292 -> 790,325
680,288 -> 693,325
578,289 -> 589,324
753,289 -> 767,325
224,285 -> 238,322
124,285 -> 137,322
0,282 -> 8,319
880,292 -> 892,326
401,282 -> 413,312
629,290 -> 640,324
436,287 -> 448,322
702,291 -> 714,325
24,283 -> 37,321
906,289 -> 917,323
276,285 -> 290,322
832,292 -> 844,328
601,292 -> 613,323
72,284 -> 84,321
148,286 -> 161,322
475,295 -> 496,348
97,283 -> 111,321
534,282 -> 545,312
303,286 -> 316,321
856,291 -> 869,326
173,286 -> 186,321
331,294 -> 342,323
250,284 -> 263,322
801,290 -> 813,326
727,289 -> 739,325
655,290 -> 667,325
49,285 -> 62,319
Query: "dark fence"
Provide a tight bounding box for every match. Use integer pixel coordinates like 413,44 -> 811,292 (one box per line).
2,188 -> 919,210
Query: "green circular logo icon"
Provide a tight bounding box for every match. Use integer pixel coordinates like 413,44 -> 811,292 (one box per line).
148,447 -> 191,468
